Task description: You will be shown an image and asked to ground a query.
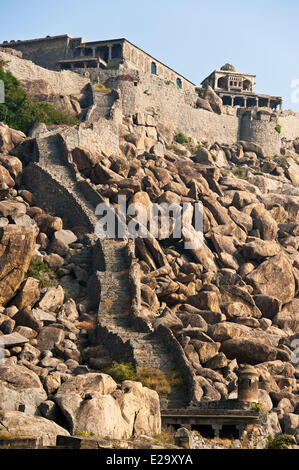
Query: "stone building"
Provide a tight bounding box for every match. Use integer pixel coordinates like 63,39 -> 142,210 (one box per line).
0,35 -> 195,91
200,63 -> 282,110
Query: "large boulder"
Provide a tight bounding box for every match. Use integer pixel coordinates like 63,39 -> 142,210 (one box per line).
0,123 -> 26,153
12,277 -> 40,310
246,253 -> 295,304
0,410 -> 69,446
203,86 -> 224,114
196,97 -> 213,112
0,226 -> 36,305
0,363 -> 47,415
221,338 -> 277,364
54,374 -> 161,438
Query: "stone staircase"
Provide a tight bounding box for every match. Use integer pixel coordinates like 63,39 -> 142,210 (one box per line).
96,238 -> 189,409
90,91 -> 117,121
33,132 -> 99,230
25,130 -> 190,409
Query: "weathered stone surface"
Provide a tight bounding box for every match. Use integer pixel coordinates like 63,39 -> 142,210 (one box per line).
246,253 -> 295,304
52,229 -> 77,246
34,214 -> 63,237
282,413 -> 299,436
0,226 -> 36,305
54,374 -> 161,438
38,286 -> 64,312
0,363 -> 47,414
36,326 -> 65,352
240,240 -> 280,260
0,332 -> 29,347
0,410 -> 69,446
204,86 -> 224,114
0,201 -> 26,218
0,123 -> 26,153
13,308 -> 42,333
253,295 -> 281,319
196,97 -> 213,112
12,277 -> 40,310
221,338 -> 277,364
72,146 -> 99,171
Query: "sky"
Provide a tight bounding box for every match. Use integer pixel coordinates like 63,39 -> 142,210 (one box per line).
1,0 -> 299,110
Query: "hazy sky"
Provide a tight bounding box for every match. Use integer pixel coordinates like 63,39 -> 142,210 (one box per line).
1,0 -> 299,110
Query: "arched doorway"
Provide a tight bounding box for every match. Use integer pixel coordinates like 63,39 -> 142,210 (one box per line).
243,79 -> 252,91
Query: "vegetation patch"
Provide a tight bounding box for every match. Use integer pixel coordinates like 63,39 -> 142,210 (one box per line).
25,259 -> 56,288
167,143 -> 187,156
232,167 -> 248,180
105,362 -> 137,383
0,67 -> 79,134
93,83 -> 111,93
76,430 -> 96,437
275,124 -> 282,134
266,434 -> 294,449
104,362 -> 183,396
174,132 -> 190,145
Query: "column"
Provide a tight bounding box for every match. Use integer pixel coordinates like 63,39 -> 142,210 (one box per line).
212,425 -> 222,438
80,48 -> 84,57
108,46 -> 112,62
255,97 -> 258,107
267,98 -> 270,108
244,98 -> 247,108
92,48 -> 96,57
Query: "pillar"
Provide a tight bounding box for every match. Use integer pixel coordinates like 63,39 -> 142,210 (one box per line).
237,365 -> 259,402
80,48 -> 84,57
267,98 -> 270,108
212,425 -> 222,438
108,46 -> 112,62
92,48 -> 96,57
244,98 -> 247,108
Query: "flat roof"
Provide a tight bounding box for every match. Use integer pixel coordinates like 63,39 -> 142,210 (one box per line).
0,34 -> 196,86
82,37 -> 196,85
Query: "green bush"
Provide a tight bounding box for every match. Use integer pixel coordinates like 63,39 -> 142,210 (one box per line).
26,259 -> 56,288
105,362 -> 136,383
275,124 -> 282,134
0,67 -> 79,134
266,434 -> 294,449
174,132 -> 190,145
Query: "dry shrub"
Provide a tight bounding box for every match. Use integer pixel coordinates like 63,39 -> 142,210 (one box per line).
75,318 -> 96,331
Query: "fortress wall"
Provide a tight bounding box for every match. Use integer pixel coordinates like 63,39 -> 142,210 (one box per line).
240,118 -> 282,156
0,36 -> 70,70
60,121 -> 120,156
105,73 -> 241,145
0,50 -> 89,95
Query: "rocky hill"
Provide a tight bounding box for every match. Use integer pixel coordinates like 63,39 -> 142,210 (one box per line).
0,52 -> 298,449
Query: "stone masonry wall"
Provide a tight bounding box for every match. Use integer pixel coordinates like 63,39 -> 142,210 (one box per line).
0,35 -> 70,70
0,49 -> 89,95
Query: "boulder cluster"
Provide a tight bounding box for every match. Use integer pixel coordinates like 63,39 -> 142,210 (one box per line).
0,122 -> 160,445
0,110 -> 298,446
69,116 -> 299,443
